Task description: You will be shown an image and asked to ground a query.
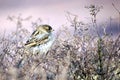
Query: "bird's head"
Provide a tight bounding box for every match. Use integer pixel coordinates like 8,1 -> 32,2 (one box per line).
37,25 -> 54,33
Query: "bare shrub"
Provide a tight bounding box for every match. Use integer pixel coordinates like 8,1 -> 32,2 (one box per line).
0,4 -> 120,80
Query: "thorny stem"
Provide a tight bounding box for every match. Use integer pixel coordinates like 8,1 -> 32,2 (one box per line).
97,38 -> 104,79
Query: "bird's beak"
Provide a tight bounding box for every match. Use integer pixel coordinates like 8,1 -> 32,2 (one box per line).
52,29 -> 54,31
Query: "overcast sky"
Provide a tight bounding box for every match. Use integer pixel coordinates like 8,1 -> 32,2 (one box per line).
0,0 -> 120,33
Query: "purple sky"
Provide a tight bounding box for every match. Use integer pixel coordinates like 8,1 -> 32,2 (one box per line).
0,0 -> 120,34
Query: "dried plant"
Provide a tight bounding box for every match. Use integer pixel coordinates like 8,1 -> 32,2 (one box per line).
0,4 -> 120,80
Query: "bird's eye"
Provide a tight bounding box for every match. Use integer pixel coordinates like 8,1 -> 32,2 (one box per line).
48,26 -> 52,30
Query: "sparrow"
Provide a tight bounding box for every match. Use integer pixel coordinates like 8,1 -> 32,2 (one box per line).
25,24 -> 55,55
17,25 -> 55,68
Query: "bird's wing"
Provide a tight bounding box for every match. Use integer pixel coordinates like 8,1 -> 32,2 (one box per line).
31,30 -> 40,37
25,34 -> 49,48
37,35 -> 49,45
25,38 -> 37,47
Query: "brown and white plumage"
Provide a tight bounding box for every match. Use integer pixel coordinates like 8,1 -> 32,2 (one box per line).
25,24 -> 54,54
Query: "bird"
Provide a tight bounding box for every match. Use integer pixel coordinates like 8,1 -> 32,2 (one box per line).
17,25 -> 55,68
25,24 -> 55,55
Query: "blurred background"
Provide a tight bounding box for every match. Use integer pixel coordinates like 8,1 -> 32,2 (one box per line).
0,0 -> 120,35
